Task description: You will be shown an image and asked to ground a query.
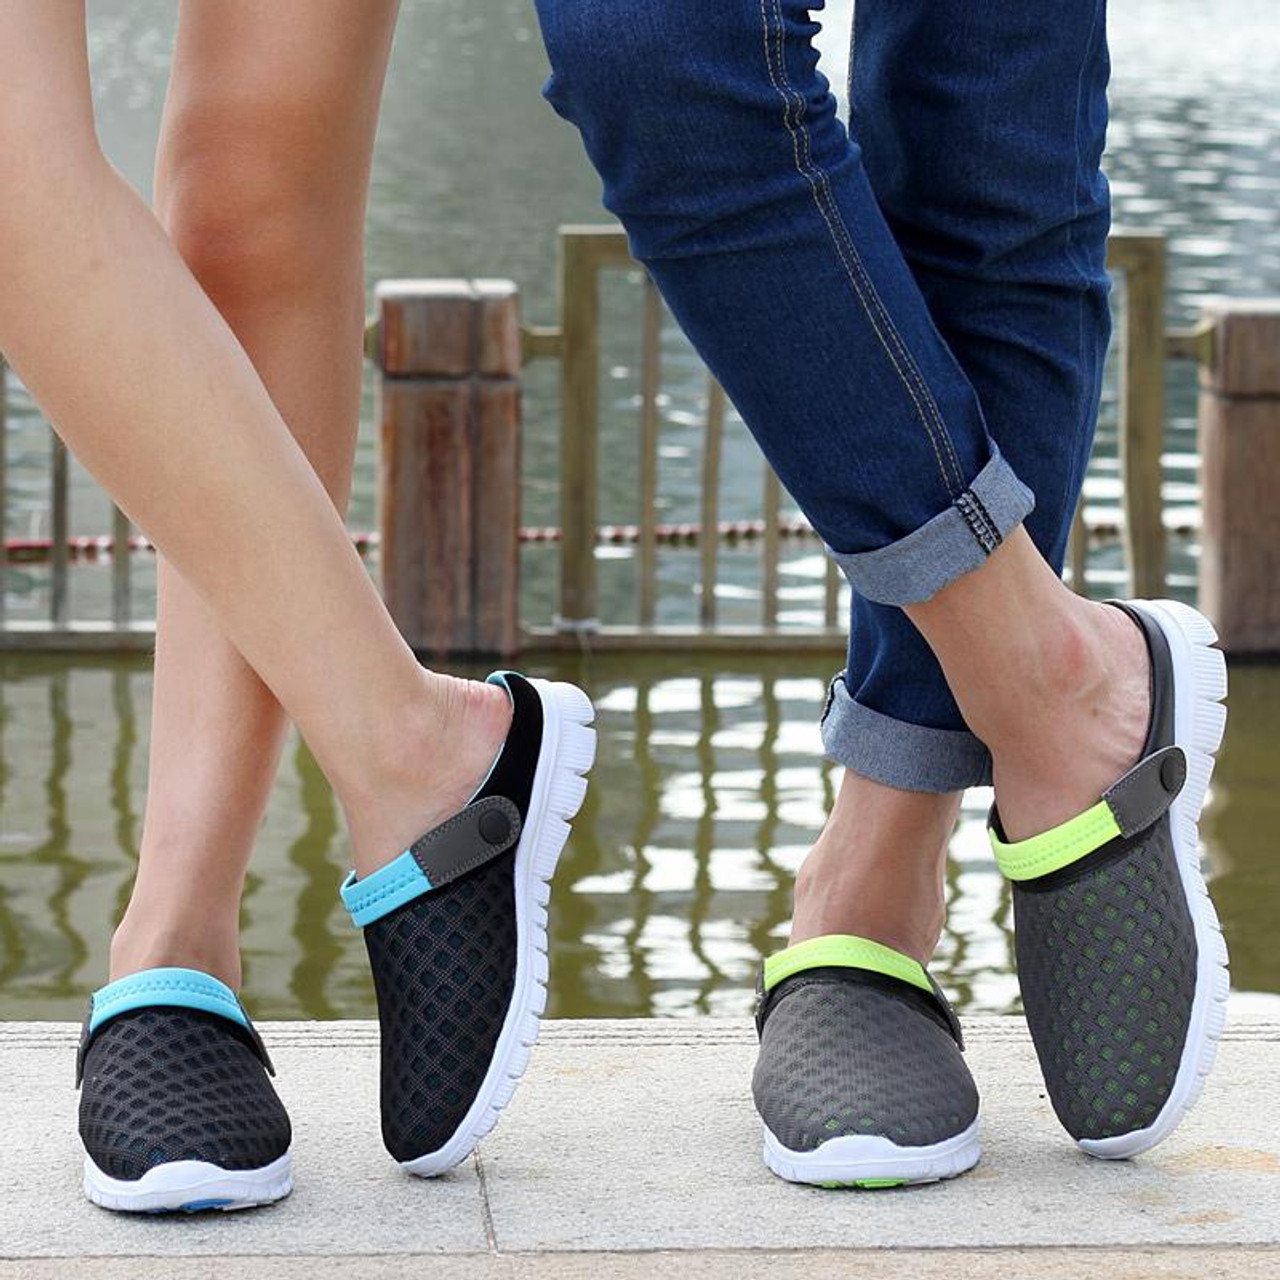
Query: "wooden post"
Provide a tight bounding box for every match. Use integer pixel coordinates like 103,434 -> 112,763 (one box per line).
1198,300 -> 1280,655
376,279 -> 521,658
1111,234 -> 1169,599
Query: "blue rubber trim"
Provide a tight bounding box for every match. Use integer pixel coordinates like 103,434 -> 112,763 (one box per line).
88,967 -> 249,1036
340,849 -> 433,929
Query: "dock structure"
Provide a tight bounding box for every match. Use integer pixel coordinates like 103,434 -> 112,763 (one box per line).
2,1010 -> 1278,1277
6,231 -> 1279,659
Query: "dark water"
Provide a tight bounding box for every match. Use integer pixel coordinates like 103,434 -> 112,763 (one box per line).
0,0 -> 1277,1019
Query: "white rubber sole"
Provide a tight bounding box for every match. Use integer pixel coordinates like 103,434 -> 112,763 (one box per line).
1077,598 -> 1229,1160
763,1119 -> 981,1188
83,1151 -> 292,1213
401,678 -> 596,1177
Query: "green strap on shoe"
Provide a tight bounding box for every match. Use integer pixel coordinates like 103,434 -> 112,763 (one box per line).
762,934 -> 933,997
990,744 -> 1187,882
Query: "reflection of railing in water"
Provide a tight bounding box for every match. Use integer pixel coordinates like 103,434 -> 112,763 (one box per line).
0,655 -> 1014,1018
0,226 -> 1242,654
3,650 -> 1275,1020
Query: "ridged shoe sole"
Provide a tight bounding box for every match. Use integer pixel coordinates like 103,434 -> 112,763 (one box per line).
401,679 -> 597,1176
1078,599 -> 1229,1159
83,1151 -> 292,1213
762,1119 -> 981,1188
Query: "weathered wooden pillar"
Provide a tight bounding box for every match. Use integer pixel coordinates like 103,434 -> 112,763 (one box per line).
1198,300 -> 1280,655
376,279 -> 521,658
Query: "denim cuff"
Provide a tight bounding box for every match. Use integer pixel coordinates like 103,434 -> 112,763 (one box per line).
820,673 -> 993,793
826,447 -> 1035,607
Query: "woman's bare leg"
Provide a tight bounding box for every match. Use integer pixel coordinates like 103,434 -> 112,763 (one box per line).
111,0 -> 401,986
0,3 -> 510,884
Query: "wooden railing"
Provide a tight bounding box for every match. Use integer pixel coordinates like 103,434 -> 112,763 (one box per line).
0,226 -> 1247,656
532,228 -> 1182,647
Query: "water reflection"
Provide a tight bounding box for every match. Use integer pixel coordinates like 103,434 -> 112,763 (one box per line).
1,651 -> 1273,1021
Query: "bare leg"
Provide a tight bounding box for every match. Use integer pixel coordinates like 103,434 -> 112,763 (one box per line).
790,533 -> 1146,962
789,772 -> 958,964
908,528 -> 1150,842
111,0 -> 401,986
0,4 -> 509,881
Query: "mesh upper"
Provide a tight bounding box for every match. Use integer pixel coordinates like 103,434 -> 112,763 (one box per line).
752,977 -> 978,1152
363,848 -> 519,1162
78,1008 -> 290,1181
1014,822 -> 1197,1141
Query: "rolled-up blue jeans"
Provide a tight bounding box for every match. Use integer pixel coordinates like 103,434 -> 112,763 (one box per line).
535,0 -> 1112,791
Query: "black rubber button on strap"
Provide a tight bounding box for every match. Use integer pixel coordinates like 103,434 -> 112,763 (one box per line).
1161,754 -> 1181,791
479,808 -> 512,845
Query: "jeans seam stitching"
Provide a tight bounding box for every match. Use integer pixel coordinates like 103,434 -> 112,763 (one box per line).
759,0 -> 960,498
781,47 -> 966,494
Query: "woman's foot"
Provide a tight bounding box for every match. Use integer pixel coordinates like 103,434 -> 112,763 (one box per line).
110,908 -> 242,991
340,673 -> 596,1175
78,967 -> 291,1213
340,672 -> 515,879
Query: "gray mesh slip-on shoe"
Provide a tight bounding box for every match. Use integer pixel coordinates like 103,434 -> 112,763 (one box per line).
340,672 -> 596,1177
752,934 -> 981,1187
991,598 -> 1229,1159
76,967 -> 292,1213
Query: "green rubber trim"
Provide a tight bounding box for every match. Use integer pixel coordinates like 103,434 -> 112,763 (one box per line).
762,934 -> 932,997
818,1178 -> 909,1190
989,798 -> 1122,882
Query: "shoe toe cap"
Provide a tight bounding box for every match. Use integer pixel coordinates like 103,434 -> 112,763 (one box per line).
753,981 -> 978,1153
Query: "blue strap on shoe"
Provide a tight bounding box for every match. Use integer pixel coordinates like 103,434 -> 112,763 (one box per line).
340,849 -> 435,928
76,966 -> 273,1085
340,795 -> 523,929
87,967 -> 250,1035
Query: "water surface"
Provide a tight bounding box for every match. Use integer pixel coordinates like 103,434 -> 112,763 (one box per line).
0,0 -> 1277,1019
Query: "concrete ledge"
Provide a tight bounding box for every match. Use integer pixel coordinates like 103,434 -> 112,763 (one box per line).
2,1014 -> 1277,1271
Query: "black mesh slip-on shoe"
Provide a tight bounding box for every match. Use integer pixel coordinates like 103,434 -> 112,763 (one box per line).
752,934 -> 981,1187
991,599 -> 1229,1158
340,671 -> 596,1176
76,967 -> 291,1213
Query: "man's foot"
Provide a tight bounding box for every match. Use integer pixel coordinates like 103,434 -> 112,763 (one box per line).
990,599 -> 1152,842
340,672 -> 596,1175
753,934 -> 981,1187
990,599 -> 1229,1156
77,967 -> 292,1212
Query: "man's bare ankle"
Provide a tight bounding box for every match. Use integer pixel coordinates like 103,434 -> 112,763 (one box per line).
787,772 -> 956,964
